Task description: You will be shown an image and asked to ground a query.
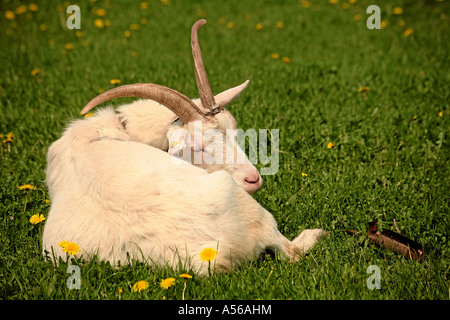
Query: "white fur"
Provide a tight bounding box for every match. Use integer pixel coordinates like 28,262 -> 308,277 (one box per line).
43,108 -> 325,274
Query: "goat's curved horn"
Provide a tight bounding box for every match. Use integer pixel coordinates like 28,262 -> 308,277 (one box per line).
80,83 -> 205,124
191,19 -> 216,112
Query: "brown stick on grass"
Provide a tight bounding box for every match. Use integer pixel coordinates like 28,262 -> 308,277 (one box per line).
347,221 -> 424,260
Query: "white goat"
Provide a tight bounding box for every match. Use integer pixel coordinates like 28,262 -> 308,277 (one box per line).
43,20 -> 325,274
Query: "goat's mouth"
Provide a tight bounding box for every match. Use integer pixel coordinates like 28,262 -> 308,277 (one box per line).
243,174 -> 263,194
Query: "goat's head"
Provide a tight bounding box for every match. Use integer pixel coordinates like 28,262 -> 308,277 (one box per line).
80,20 -> 262,194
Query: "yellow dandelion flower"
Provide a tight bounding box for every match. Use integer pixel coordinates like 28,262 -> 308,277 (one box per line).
105,20 -> 112,27
226,21 -> 235,29
132,280 -> 149,292
354,14 -> 361,21
29,213 -> 45,225
438,111 -> 443,117
200,248 -> 217,262
5,10 -> 15,20
140,17 -> 148,25
61,241 -> 81,255
329,0 -> 339,4
358,88 -> 368,101
31,68 -> 40,76
124,30 -> 131,38
75,30 -> 84,38
28,3 -> 39,12
404,28 -> 414,37
342,2 -> 349,9
118,287 -> 123,294
358,86 -> 370,93
301,172 -> 308,177
179,273 -> 192,300
140,2 -> 149,10
110,79 -> 121,85
45,199 -> 50,204
275,21 -> 284,29
19,184 -> 36,190
58,240 -> 68,247
271,53 -> 280,59
40,24 -> 47,31
412,115 -> 418,120
94,8 -> 107,16
130,23 -> 140,30
380,20 -> 388,28
393,7 -> 403,15
196,8 -> 207,18
349,0 -> 357,3
160,277 -> 175,289
64,43 -> 74,50
160,0 -> 170,6
255,22 -> 264,31
327,142 -> 335,149
300,0 -> 312,8
282,56 -> 291,64
3,137 -> 13,144
15,5 -> 27,15
94,18 -> 104,28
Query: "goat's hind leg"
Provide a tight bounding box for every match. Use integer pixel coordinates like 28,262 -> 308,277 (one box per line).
274,229 -> 326,262
291,229 -> 326,260
239,192 -> 326,263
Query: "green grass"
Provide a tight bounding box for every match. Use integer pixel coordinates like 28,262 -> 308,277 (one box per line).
1,0 -> 449,300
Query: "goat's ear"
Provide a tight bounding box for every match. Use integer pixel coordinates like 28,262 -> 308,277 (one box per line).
167,127 -> 189,156
215,80 -> 249,107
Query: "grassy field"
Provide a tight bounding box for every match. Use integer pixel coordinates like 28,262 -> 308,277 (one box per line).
0,0 -> 449,300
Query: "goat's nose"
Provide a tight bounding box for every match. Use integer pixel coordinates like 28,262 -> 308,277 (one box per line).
245,174 -> 260,184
